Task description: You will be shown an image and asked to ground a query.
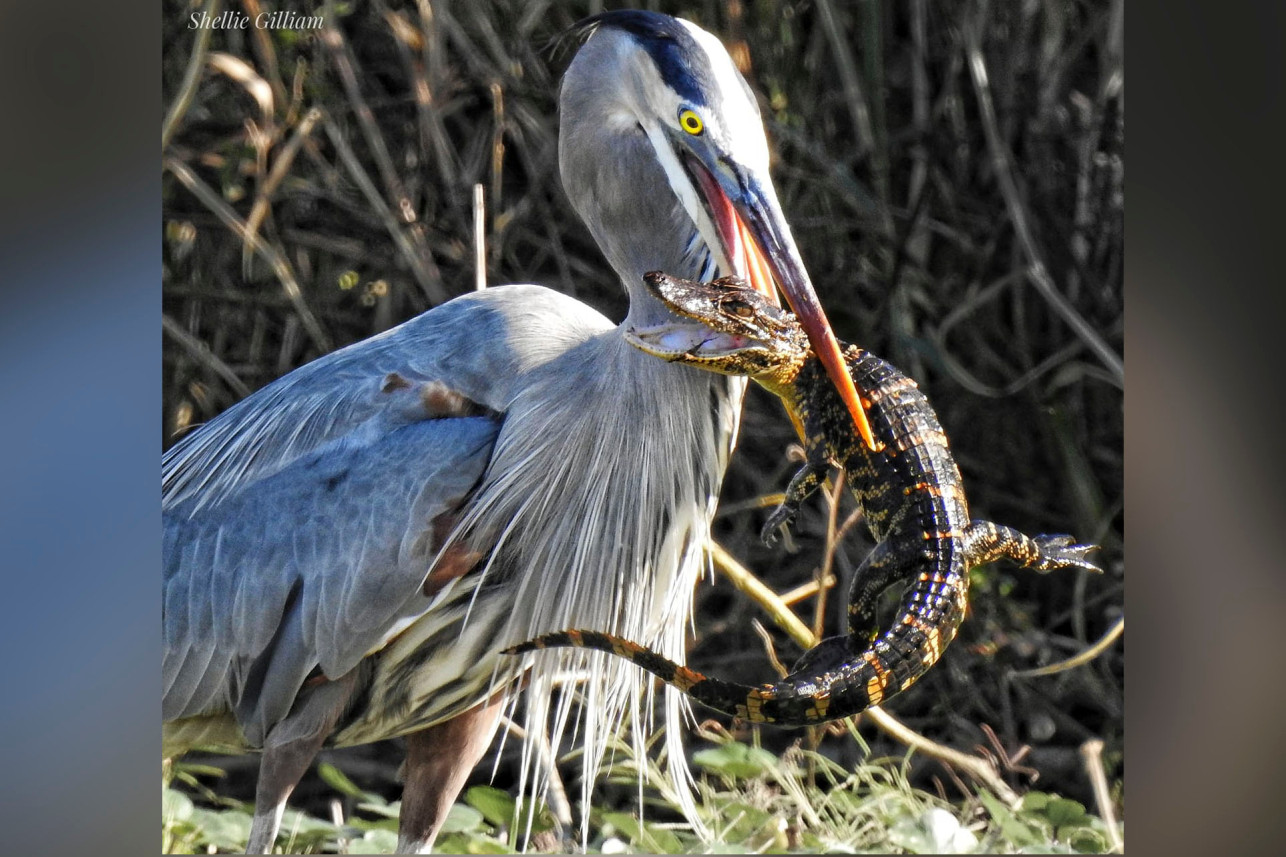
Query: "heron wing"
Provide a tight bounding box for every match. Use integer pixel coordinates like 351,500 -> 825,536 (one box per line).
162,414 -> 500,746
161,285 -> 615,748
161,285 -> 579,515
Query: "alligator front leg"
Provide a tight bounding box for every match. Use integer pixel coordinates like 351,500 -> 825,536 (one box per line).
964,521 -> 1102,573
761,454 -> 832,544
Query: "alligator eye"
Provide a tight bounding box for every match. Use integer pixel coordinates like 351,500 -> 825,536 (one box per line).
729,302 -> 754,318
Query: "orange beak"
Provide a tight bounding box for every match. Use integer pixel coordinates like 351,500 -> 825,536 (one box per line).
736,213 -> 779,306
698,165 -> 878,452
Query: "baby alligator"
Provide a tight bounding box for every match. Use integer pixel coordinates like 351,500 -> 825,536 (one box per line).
505,273 -> 1100,725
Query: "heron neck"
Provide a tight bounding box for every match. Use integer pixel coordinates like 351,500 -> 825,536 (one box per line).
559,75 -> 715,325
588,193 -> 715,329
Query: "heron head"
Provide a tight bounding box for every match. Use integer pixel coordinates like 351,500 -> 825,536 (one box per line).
558,11 -> 872,448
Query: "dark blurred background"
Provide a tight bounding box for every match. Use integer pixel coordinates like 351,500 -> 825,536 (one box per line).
159,0 -> 1123,839
10,0 -> 1286,854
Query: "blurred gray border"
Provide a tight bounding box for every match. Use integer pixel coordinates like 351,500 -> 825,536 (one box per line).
0,2 -> 156,856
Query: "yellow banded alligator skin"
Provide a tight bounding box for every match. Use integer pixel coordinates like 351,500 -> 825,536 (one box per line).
504,273 -> 1101,725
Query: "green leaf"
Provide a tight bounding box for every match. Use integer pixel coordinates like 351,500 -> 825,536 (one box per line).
692,741 -> 777,780
1020,791 -> 1051,812
356,797 -> 401,819
161,787 -> 193,823
317,761 -> 368,798
465,785 -> 517,828
600,810 -> 641,840
441,802 -> 486,834
514,797 -> 556,836
354,827 -> 399,853
437,831 -> 502,855
187,806 -> 253,851
979,789 -> 1041,848
709,800 -> 773,842
463,834 -> 515,854
171,762 -> 229,780
1043,797 -> 1090,829
278,806 -> 339,837
1021,792 -> 1106,850
639,821 -> 684,853
648,823 -> 689,849
890,816 -> 938,854
346,814 -> 399,833
600,811 -> 683,853
702,841 -> 761,854
1065,825 -> 1109,853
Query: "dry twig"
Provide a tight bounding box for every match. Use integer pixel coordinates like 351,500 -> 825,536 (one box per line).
962,12 -> 1123,386
161,0 -> 221,150
1080,738 -> 1123,852
164,156 -> 332,353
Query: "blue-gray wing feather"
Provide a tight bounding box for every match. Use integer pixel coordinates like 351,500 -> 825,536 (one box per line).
163,416 -> 499,745
162,286 -> 580,514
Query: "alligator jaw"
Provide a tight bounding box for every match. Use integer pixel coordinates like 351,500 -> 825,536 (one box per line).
624,322 -> 761,362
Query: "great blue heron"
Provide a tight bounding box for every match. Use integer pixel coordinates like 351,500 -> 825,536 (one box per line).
163,11 -> 860,853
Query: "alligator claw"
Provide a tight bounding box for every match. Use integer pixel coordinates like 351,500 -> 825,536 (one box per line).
1032,534 -> 1103,573
760,506 -> 795,545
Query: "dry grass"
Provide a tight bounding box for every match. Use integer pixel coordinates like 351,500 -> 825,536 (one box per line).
163,0 -> 1123,844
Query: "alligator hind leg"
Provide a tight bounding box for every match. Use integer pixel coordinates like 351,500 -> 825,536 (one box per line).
844,537 -> 926,643
786,634 -> 856,680
964,521 -> 1102,573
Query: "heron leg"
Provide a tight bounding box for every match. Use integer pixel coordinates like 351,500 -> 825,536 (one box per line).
396,690 -> 507,854
244,672 -> 357,854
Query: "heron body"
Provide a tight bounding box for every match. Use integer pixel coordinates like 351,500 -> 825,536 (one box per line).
163,11 -> 855,854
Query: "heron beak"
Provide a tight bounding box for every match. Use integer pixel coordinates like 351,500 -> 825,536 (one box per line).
690,160 -> 878,452
687,156 -> 778,305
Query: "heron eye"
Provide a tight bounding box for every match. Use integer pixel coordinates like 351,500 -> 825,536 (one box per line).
678,109 -> 704,135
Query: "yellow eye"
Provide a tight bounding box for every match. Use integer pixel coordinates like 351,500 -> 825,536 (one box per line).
678,109 -> 704,135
